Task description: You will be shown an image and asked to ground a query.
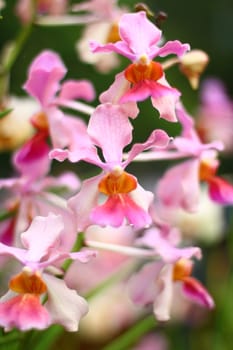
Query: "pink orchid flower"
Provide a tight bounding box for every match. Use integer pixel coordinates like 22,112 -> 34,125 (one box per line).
127,208 -> 214,320
0,213 -> 96,331
51,103 -> 170,229
74,0 -> 127,72
0,133 -> 80,250
196,78 -> 233,153
24,50 -> 95,149
128,257 -> 214,322
90,11 -> 190,121
16,0 -> 68,24
156,104 -> 233,211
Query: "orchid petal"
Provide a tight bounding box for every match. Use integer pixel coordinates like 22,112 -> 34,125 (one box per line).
68,175 -> 101,232
157,40 -> 190,58
0,294 -> 51,331
87,103 -> 133,166
124,129 -> 170,167
156,159 -> 200,212
24,50 -> 66,107
151,79 -> 180,122
90,195 -> 126,228
0,242 -> 27,264
118,11 -> 161,61
153,264 -> 173,321
58,80 -> 95,101
13,132 -> 51,179
136,228 -> 202,263
128,261 -> 162,306
100,72 -> 139,118
120,81 -> 152,103
208,176 -> 233,204
21,213 -> 64,263
44,274 -> 88,332
182,276 -> 215,309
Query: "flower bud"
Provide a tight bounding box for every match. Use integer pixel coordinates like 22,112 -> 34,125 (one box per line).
179,50 -> 209,89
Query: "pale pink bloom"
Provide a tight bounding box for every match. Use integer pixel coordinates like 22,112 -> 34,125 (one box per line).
51,103 -> 170,229
156,104 -> 233,211
196,78 -> 233,153
0,214 -> 95,331
65,224 -> 135,294
0,133 -> 80,250
128,257 -> 214,322
91,11 -> 189,121
134,334 -> 168,350
135,225 -> 201,264
74,0 -> 127,72
16,0 -> 68,24
24,50 -> 95,149
127,209 -> 213,320
154,189 -> 225,245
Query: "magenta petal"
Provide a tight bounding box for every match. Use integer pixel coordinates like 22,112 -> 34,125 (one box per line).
120,82 -> 152,103
90,195 -> 125,228
0,294 -> 51,331
182,277 -> 215,309
91,191 -> 152,229
13,132 -> 50,179
0,218 -> 16,246
208,176 -> 233,204
24,50 -> 66,106
123,193 -> 152,228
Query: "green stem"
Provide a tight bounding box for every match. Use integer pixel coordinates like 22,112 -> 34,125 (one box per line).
0,209 -> 17,221
102,315 -> 156,350
0,331 -> 22,345
85,260 -> 136,300
62,233 -> 85,272
0,1 -> 36,102
2,25 -> 32,74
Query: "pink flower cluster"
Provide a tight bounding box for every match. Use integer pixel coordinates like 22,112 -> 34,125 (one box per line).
0,6 -> 232,333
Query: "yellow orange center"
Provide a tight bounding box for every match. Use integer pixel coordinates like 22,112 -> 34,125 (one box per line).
106,22 -> 121,43
31,111 -> 49,131
199,159 -> 218,181
9,269 -> 47,295
98,171 -> 137,196
173,258 -> 193,282
124,61 -> 163,85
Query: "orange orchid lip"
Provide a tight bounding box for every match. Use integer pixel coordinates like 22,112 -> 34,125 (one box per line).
199,159 -> 218,181
124,60 -> 163,85
173,258 -> 193,282
9,269 -> 47,295
98,170 -> 137,195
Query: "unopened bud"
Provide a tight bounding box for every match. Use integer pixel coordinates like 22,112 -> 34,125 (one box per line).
179,50 -> 209,89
